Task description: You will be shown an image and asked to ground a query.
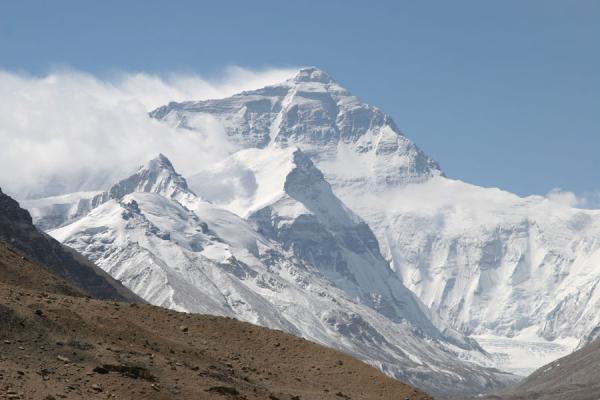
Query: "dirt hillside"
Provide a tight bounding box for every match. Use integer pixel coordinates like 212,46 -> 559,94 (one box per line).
0,240 -> 433,400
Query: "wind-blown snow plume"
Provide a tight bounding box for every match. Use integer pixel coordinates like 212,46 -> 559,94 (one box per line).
0,67 -> 297,198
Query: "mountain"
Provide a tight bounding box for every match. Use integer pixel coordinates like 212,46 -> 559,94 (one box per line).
98,153 -> 196,204
0,187 -> 138,302
43,154 -> 515,398
189,146 -> 450,340
478,338 -> 600,400
151,66 -> 442,188
23,65 -> 600,393
20,153 -> 195,232
355,177 -> 600,374
0,240 -> 432,400
152,67 -> 600,375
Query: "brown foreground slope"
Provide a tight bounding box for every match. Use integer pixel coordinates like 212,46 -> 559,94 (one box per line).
0,240 -> 432,400
0,241 -> 83,298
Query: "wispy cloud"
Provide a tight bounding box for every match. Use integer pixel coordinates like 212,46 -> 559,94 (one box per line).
0,66 -> 297,198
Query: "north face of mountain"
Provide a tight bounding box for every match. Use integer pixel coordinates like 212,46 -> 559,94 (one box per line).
152,67 -> 600,375
151,67 -> 442,189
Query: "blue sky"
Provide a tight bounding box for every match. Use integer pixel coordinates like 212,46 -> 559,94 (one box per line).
1,0 -> 599,199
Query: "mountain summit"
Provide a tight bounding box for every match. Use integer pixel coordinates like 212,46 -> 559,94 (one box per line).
292,66 -> 337,84
105,153 -> 194,202
150,67 -> 442,189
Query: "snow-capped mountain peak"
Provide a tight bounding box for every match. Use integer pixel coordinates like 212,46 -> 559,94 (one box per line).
188,146 -> 348,220
107,153 -> 193,201
291,66 -> 337,84
20,154 -> 196,231
151,67 -> 442,188
147,153 -> 176,173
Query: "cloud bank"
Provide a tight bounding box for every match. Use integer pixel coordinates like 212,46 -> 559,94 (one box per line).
0,66 -> 296,198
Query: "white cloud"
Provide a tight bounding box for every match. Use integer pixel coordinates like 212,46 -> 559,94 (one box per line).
545,188 -> 600,209
0,66 -> 297,198
546,188 -> 583,207
116,66 -> 297,109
